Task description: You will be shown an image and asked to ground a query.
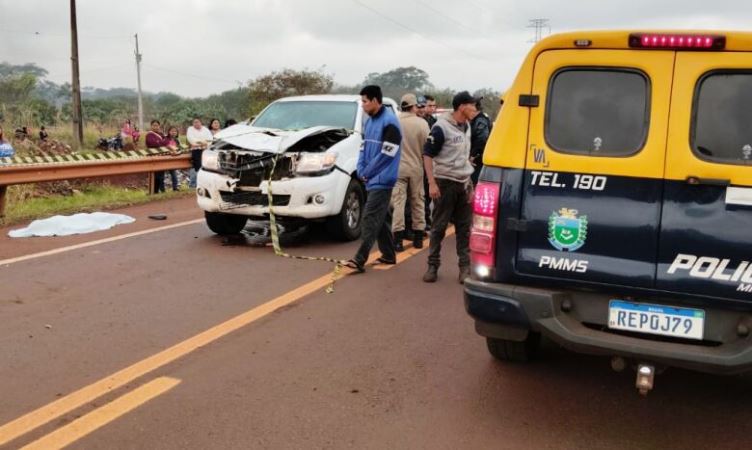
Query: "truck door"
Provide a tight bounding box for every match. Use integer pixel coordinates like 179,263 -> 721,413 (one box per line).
515,50 -> 675,287
657,52 -> 752,302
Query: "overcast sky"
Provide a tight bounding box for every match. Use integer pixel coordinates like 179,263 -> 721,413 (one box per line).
2,0 -> 752,98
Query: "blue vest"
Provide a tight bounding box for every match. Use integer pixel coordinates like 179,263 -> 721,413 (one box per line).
359,106 -> 402,191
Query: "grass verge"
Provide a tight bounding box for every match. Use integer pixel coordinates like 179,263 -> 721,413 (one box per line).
3,184 -> 192,226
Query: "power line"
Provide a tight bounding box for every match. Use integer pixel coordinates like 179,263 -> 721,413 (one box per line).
412,0 -> 475,34
350,0 -> 492,62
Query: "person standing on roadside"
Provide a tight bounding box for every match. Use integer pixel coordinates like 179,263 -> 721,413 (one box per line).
121,119 -> 134,148
343,85 -> 402,273
186,117 -> 213,188
39,126 -> 49,142
469,98 -> 493,185
420,94 -> 438,229
422,95 -> 438,128
164,126 -> 182,191
132,125 -> 141,148
208,118 -> 222,136
392,93 -> 429,252
422,91 -> 478,284
146,120 -> 171,193
0,126 -> 14,157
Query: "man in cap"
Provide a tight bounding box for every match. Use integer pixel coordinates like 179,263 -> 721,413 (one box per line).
392,93 -> 430,251
422,91 -> 478,284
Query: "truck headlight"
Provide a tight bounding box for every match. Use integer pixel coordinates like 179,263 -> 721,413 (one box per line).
201,150 -> 220,171
295,153 -> 337,175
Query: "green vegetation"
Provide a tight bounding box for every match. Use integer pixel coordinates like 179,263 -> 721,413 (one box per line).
3,184 -> 191,226
1,62 -> 503,135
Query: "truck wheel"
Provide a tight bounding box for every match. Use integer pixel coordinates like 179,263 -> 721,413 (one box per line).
326,180 -> 364,241
205,211 -> 248,235
486,333 -> 540,362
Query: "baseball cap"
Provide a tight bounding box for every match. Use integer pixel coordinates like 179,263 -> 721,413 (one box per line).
416,95 -> 427,107
452,91 -> 480,110
400,93 -> 418,109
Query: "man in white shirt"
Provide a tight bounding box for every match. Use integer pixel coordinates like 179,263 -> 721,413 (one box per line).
186,117 -> 213,188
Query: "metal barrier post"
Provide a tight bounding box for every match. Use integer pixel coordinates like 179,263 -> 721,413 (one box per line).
0,185 -> 7,219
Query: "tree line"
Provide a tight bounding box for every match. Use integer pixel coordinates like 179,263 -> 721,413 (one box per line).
0,62 -> 503,134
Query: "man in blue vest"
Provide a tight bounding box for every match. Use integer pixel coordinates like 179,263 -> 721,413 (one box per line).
344,85 -> 403,273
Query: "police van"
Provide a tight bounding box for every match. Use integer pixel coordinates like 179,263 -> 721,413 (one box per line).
464,30 -> 752,393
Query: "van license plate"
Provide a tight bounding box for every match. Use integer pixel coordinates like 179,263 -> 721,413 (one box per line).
608,300 -> 705,340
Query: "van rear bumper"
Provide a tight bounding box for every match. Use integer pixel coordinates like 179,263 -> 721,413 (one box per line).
464,279 -> 752,375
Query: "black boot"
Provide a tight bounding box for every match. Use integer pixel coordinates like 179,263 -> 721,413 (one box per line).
394,231 -> 404,252
422,265 -> 438,282
458,266 -> 470,284
412,230 -> 424,249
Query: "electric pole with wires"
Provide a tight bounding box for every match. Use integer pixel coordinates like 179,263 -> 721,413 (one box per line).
134,33 -> 144,132
69,0 -> 84,149
528,18 -> 551,43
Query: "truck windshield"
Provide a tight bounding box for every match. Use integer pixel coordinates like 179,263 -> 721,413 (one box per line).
253,101 -> 357,130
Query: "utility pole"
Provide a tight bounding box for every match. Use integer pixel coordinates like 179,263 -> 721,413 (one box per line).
69,0 -> 83,149
134,33 -> 144,132
527,18 -> 551,44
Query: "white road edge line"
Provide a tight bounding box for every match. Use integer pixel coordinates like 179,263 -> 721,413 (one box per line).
0,218 -> 204,267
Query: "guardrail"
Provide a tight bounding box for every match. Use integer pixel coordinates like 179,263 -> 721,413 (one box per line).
0,148 -> 192,219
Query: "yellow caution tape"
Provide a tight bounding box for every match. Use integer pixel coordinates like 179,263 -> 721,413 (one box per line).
266,154 -> 344,294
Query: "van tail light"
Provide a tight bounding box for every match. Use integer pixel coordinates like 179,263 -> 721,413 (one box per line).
629,33 -> 725,50
470,181 -> 501,279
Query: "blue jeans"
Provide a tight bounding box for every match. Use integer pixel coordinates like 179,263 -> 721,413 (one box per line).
189,168 -> 197,188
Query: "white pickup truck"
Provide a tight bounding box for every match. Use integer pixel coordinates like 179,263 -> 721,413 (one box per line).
196,94 -> 398,240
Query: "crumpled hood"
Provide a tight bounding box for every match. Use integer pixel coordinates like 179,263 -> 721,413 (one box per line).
212,124 -> 342,154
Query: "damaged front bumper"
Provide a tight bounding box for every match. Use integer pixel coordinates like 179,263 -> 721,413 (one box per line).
196,168 -> 350,219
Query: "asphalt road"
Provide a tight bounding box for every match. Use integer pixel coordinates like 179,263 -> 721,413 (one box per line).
1,196 -> 752,449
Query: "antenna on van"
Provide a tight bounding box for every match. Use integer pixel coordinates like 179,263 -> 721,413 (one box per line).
527,18 -> 551,43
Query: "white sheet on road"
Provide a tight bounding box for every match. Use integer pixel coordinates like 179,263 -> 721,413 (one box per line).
8,212 -> 136,238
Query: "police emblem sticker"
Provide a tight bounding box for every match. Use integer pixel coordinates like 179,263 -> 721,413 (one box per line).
548,208 -> 587,252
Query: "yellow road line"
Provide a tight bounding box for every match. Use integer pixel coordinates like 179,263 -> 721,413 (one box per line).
20,377 -> 181,450
0,242 -> 426,446
0,218 -> 204,267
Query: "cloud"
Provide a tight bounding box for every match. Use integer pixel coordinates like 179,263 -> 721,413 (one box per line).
1,0 -> 751,97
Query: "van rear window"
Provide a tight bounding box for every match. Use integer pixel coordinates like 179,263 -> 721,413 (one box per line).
545,69 -> 649,156
693,72 -> 752,165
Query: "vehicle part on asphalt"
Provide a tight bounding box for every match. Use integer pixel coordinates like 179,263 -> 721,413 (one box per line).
204,211 -> 248,235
